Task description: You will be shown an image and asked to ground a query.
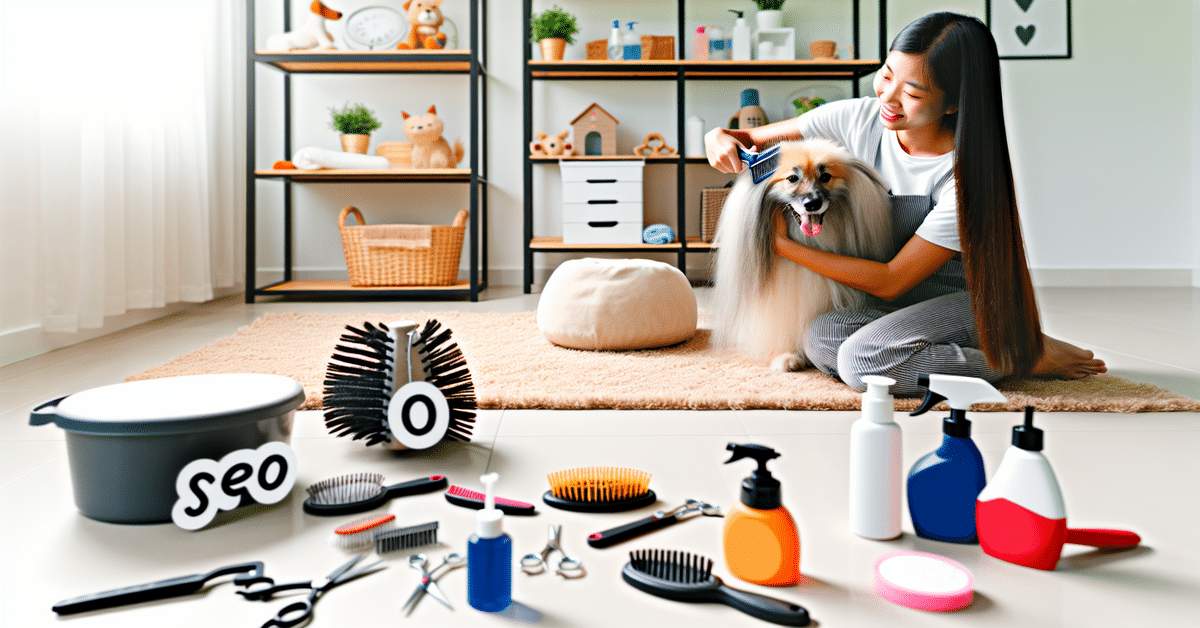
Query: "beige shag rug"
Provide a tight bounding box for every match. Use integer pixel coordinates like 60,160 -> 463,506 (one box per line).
126,311 -> 1200,413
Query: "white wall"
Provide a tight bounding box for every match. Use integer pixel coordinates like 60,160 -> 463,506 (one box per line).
2,0 -> 1197,366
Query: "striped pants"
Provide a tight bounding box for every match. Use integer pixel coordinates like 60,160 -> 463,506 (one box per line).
804,291 -> 1002,398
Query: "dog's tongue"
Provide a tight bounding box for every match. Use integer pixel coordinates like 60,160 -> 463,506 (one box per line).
800,213 -> 821,237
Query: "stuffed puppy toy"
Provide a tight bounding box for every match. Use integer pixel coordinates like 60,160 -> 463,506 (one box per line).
402,105 -> 464,169
396,0 -> 447,50
530,130 -> 574,157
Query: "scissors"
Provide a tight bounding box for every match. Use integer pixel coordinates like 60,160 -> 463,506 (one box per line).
521,524 -> 584,578
238,553 -> 385,628
402,552 -> 466,614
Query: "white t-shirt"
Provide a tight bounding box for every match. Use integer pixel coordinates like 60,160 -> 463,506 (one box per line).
795,97 -> 960,252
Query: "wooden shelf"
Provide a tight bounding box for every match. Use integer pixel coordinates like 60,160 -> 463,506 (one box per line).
253,49 -> 474,73
257,279 -> 475,296
528,59 -> 880,79
530,237 -> 715,251
529,155 -> 678,162
256,168 -> 472,182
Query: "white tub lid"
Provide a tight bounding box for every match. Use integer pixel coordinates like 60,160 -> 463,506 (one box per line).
30,374 -> 306,436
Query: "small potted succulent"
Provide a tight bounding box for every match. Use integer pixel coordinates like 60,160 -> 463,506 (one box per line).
329,103 -> 382,154
755,0 -> 786,30
530,5 -> 579,61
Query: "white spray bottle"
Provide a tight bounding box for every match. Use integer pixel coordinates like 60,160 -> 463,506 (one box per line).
849,375 -> 901,540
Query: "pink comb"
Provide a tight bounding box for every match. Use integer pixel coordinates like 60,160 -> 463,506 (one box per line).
444,485 -> 536,515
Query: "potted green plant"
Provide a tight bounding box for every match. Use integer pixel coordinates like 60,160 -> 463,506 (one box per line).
328,103 -> 382,154
530,5 -> 579,61
755,0 -> 786,30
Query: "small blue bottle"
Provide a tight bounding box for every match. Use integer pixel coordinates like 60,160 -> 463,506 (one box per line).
467,473 -> 512,612
906,374 -> 1006,544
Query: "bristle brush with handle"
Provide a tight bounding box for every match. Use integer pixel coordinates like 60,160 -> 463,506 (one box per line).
623,549 -> 810,626
323,318 -> 476,450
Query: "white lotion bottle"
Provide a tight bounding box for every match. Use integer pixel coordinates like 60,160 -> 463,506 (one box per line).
849,375 -> 902,540
729,10 -> 751,61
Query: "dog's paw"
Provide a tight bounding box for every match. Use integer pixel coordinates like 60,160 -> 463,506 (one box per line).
769,353 -> 807,372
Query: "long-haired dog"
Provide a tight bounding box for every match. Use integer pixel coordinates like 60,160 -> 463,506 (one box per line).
709,138 -> 894,371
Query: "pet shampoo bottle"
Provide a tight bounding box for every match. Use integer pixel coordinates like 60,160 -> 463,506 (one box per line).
722,443 -> 800,586
729,10 -> 751,61
623,22 -> 642,60
849,375 -> 902,540
608,20 -> 624,60
467,473 -> 512,612
906,374 -> 1006,544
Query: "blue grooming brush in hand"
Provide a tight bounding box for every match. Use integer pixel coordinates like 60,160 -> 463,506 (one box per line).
738,144 -> 780,183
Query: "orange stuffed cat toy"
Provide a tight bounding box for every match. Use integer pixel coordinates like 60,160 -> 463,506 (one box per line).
396,0 -> 447,50
402,105 -> 464,169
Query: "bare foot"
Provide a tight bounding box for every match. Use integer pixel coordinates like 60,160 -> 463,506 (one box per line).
1031,335 -> 1107,379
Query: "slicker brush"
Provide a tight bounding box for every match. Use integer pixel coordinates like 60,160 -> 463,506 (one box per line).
543,467 -> 656,513
323,319 -> 476,450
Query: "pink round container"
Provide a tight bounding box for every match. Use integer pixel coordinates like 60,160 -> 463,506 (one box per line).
873,551 -> 974,612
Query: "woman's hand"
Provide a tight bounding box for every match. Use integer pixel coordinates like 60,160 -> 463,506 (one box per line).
705,128 -> 753,173
771,205 -> 795,257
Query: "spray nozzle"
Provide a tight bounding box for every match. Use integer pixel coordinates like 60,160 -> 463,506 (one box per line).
725,443 -> 782,510
910,373 -> 1007,439
612,19 -> 620,29
626,21 -> 638,31
728,9 -> 745,19
1012,406 -> 1044,451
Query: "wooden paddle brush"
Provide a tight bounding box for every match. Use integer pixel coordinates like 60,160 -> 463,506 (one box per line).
322,319 -> 476,450
543,467 -> 656,513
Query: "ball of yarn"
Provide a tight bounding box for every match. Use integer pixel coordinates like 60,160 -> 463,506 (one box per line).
642,223 -> 675,245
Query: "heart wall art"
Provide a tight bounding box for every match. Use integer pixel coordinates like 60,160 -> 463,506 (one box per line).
987,0 -> 1072,59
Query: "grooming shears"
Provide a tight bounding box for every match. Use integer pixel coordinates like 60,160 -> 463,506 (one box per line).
238,553 -> 385,628
587,498 -> 723,548
402,552 -> 466,614
521,524 -> 584,578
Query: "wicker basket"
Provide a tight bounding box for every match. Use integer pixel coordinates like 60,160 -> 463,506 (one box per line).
641,35 -> 675,60
700,185 -> 733,243
338,206 -> 467,287
587,39 -> 607,60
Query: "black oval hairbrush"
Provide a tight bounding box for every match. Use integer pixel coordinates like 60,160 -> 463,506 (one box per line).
622,549 -> 810,626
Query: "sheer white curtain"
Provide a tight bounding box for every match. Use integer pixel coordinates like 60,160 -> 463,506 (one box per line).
0,0 -> 244,333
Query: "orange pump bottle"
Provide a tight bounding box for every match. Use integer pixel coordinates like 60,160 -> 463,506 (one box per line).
722,443 -> 800,586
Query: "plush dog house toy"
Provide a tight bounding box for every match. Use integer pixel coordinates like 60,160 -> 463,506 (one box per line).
571,103 -> 619,156
537,258 -> 697,351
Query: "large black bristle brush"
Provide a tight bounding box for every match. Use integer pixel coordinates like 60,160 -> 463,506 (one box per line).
323,319 -> 476,450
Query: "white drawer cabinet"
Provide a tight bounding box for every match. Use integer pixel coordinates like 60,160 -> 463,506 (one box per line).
560,161 -> 645,244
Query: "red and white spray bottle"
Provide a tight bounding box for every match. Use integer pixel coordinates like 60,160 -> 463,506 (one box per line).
975,407 -> 1141,570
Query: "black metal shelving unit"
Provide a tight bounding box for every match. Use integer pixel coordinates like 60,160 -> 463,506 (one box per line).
246,1 -> 489,302
521,0 -> 888,293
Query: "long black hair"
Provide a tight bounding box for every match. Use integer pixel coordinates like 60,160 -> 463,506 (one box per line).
892,12 -> 1042,377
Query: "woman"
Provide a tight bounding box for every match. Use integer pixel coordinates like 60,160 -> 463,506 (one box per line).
704,12 -> 1104,396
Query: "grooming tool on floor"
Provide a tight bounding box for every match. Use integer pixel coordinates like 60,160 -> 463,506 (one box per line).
402,553 -> 467,614
323,319 -> 476,450
543,466 -> 656,513
331,513 -> 396,551
467,473 -> 513,612
738,143 -> 780,184
445,484 -> 537,516
587,499 -> 723,548
723,443 -> 801,586
873,551 -> 974,612
623,549 -> 810,626
303,472 -> 448,516
376,521 -> 441,555
521,524 -> 584,579
52,562 -> 269,615
240,554 -> 384,628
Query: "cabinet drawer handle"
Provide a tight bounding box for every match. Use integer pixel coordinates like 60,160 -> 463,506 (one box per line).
588,221 -> 619,228
587,199 -> 619,205
586,178 -> 618,184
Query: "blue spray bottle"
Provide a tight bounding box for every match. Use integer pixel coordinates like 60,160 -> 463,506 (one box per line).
467,473 -> 512,612
906,374 -> 1006,544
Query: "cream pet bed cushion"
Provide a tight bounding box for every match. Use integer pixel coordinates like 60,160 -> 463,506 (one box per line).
537,258 -> 698,351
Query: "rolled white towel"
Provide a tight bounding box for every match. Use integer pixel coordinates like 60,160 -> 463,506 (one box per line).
292,147 -> 390,170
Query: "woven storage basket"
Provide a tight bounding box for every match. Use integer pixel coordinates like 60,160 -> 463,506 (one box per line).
338,206 -> 467,287
587,39 -> 607,60
640,35 -> 675,60
700,185 -> 732,243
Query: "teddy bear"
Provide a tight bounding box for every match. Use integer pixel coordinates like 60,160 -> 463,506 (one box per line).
396,0 -> 447,50
529,130 -> 574,157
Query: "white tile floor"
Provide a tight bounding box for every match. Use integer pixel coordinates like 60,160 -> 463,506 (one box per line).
1,286 -> 1198,627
